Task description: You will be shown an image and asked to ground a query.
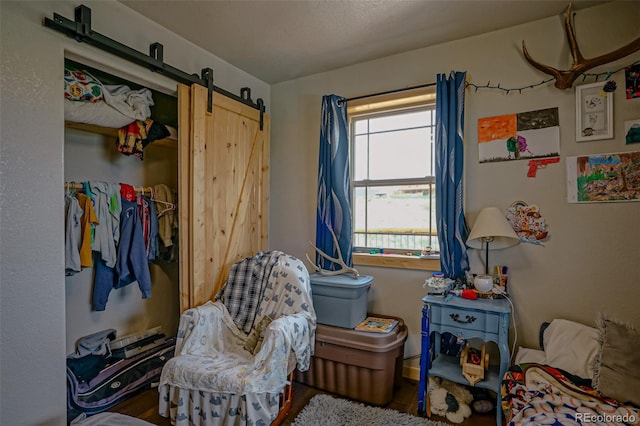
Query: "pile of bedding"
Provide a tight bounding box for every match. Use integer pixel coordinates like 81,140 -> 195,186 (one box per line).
502,317 -> 640,425
502,363 -> 639,425
64,69 -> 154,129
64,68 -> 171,159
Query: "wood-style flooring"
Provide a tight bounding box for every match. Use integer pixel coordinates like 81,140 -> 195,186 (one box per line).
110,378 -> 498,425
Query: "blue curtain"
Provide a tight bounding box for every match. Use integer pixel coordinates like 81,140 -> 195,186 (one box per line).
315,94 -> 353,269
435,72 -> 470,279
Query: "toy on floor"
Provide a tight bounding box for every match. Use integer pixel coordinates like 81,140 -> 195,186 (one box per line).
428,377 -> 473,424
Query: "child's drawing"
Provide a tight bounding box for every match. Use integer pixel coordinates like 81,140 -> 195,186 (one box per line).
478,108 -> 560,163
566,151 -> 640,203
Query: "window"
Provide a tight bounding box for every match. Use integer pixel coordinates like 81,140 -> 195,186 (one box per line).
349,89 -> 439,257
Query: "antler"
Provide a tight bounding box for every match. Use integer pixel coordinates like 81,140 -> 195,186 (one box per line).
305,226 -> 359,278
522,3 -> 640,89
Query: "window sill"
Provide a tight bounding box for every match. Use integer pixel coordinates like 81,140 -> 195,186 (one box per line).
352,253 -> 440,271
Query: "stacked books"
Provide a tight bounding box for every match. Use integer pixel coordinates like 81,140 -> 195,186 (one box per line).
355,316 -> 399,333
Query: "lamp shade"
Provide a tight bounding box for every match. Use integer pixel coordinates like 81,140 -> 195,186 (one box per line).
466,207 -> 520,250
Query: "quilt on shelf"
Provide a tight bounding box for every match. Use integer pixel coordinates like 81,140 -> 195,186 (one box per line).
502,363 -> 639,425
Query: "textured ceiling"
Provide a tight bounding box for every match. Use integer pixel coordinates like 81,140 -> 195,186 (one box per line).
118,0 -> 607,84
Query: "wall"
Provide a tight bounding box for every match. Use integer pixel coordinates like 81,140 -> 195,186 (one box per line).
64,129 -> 180,354
0,1 -> 270,424
270,1 -> 640,365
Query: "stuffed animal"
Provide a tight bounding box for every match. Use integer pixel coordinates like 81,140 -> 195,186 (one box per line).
428,377 -> 473,424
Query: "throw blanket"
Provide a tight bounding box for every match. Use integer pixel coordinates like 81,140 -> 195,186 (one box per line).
503,364 -> 640,425
217,250 -> 283,334
159,254 -> 316,394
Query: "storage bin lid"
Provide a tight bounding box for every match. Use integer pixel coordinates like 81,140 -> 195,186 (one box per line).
309,273 -> 373,288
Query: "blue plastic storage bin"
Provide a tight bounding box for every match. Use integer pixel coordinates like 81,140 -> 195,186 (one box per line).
309,273 -> 373,328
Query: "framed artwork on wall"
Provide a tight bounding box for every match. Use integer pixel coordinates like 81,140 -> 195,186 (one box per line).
575,82 -> 613,142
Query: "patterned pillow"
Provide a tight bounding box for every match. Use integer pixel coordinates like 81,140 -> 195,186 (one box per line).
64,69 -> 104,102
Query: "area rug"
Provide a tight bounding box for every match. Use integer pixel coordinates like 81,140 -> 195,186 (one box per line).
291,394 -> 450,426
70,412 -> 155,425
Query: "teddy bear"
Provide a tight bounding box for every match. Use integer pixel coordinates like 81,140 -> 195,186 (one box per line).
428,377 -> 473,424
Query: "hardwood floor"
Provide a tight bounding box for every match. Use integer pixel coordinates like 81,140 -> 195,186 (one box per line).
110,378 -> 498,425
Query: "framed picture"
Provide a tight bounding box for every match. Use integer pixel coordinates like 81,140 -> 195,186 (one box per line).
575,82 -> 613,142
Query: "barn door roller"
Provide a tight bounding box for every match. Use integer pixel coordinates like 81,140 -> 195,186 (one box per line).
44,4 -> 265,128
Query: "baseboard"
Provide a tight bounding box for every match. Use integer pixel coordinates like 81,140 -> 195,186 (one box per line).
403,364 -> 420,381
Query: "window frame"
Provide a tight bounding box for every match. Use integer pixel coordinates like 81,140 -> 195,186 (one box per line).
347,88 -> 440,271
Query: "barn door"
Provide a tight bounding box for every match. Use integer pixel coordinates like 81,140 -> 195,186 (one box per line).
178,84 -> 270,312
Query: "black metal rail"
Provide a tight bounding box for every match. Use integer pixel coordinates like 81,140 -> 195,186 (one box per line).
44,5 -> 265,129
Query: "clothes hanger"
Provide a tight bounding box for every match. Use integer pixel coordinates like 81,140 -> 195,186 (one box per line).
149,186 -> 176,217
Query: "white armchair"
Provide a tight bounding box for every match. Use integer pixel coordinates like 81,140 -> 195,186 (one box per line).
158,252 -> 316,426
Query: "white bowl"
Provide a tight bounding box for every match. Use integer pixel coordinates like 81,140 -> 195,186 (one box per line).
474,275 -> 494,292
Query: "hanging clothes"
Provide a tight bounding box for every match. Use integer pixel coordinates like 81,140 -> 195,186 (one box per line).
153,184 -> 176,249
117,183 -> 159,260
90,181 -> 121,268
143,195 -> 159,262
92,197 -> 151,311
137,194 -> 150,254
76,192 -> 99,268
65,194 -> 83,276
119,182 -> 137,202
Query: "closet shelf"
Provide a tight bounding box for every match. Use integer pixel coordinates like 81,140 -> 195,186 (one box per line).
65,121 -> 178,149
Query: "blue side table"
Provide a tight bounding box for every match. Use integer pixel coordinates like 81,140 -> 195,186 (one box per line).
418,295 -> 510,425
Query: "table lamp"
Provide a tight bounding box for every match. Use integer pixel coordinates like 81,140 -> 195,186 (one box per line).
466,207 -> 520,275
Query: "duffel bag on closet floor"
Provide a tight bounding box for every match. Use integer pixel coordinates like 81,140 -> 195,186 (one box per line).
67,337 -> 176,420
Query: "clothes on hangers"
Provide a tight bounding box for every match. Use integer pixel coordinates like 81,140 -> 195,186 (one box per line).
152,184 -> 176,248
65,194 -> 84,276
143,195 -> 160,262
138,194 -> 150,254
119,183 -> 137,202
93,197 -> 152,311
64,180 -> 175,308
76,192 -> 99,268
90,181 -> 121,268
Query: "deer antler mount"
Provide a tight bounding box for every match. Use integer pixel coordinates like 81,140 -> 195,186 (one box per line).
522,3 -> 640,89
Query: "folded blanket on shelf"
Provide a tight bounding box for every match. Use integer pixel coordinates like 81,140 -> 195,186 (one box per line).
64,67 -> 156,129
102,85 -> 154,122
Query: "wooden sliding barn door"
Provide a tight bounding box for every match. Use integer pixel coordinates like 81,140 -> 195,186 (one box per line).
178,84 -> 270,312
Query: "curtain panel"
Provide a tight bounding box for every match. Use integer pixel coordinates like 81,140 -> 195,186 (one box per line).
315,95 -> 353,269
435,72 -> 470,279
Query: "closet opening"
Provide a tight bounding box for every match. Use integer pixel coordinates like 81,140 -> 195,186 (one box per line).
63,56 -> 180,420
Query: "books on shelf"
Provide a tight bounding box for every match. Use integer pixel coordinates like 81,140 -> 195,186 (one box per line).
355,316 -> 399,333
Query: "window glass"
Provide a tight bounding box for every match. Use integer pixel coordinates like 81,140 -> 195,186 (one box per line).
351,102 -> 438,254
368,128 -> 431,180
368,110 -> 431,132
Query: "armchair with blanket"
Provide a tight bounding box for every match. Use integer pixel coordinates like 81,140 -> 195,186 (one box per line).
158,251 -> 316,426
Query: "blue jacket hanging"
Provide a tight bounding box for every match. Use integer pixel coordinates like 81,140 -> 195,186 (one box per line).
93,198 -> 152,311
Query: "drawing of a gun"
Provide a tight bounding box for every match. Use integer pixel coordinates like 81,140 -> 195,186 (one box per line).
527,157 -> 560,177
